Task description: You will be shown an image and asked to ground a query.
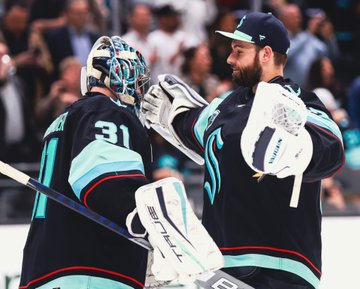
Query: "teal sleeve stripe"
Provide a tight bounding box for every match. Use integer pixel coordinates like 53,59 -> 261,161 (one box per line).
36,275 -> 136,289
69,140 -> 144,198
307,108 -> 343,141
224,254 -> 320,289
193,97 -> 224,147
71,161 -> 144,198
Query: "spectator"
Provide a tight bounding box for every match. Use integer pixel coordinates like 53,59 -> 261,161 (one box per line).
176,0 -> 218,43
35,57 -> 82,133
1,0 -> 53,113
347,75 -> 360,128
216,0 -> 251,10
180,43 -> 233,102
313,87 -> 360,213
87,0 -> 110,34
278,3 -> 329,87
207,8 -> 237,82
29,0 -> 109,35
29,0 -> 66,34
44,0 -> 99,78
122,2 -> 156,66
307,59 -> 360,213
148,4 -> 199,83
306,57 -> 347,212
305,8 -> 340,61
262,0 -> 287,15
307,57 -> 345,105
0,42 -> 40,163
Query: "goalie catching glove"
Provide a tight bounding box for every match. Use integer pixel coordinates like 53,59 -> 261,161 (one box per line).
127,177 -> 224,285
141,74 -> 208,165
241,82 -> 313,178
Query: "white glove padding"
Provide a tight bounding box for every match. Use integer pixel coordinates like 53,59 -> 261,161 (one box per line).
144,246 -> 175,289
135,177 -> 224,284
142,74 -> 208,127
126,208 -> 147,238
241,82 -> 313,178
242,124 -> 313,178
141,74 -> 208,165
141,85 -> 172,127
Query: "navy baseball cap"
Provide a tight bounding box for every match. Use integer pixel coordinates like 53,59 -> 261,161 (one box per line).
216,11 -> 290,55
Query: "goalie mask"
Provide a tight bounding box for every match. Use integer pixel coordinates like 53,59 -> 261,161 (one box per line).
81,36 -> 150,109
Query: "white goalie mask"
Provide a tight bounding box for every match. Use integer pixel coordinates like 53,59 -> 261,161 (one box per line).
81,36 -> 150,109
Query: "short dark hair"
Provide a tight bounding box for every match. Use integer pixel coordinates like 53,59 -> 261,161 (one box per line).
255,45 -> 287,67
274,51 -> 287,67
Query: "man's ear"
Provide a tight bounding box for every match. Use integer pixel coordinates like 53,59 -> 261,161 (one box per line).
260,46 -> 274,64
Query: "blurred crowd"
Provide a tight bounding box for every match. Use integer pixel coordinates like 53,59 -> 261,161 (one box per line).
0,0 -> 360,215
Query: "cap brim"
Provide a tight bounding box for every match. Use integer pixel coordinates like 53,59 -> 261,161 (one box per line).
215,30 -> 255,44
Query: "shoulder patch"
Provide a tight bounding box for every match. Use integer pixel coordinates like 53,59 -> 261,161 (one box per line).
206,109 -> 220,131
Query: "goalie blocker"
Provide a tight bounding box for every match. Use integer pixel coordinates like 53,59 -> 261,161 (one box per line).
128,177 -> 224,285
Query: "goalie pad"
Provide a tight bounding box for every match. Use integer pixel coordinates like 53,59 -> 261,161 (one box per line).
135,177 -> 224,284
241,81 -> 313,178
141,74 -> 208,165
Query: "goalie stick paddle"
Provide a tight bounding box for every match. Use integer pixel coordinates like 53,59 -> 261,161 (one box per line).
0,161 -> 255,289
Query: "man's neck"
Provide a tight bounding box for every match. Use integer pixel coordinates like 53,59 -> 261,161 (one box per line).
90,86 -> 116,99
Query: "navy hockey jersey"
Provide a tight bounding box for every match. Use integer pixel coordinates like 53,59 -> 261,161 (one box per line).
20,92 -> 151,289
173,77 -> 344,289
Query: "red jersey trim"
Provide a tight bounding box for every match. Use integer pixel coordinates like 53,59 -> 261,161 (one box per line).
83,173 -> 146,207
191,113 -> 205,153
19,266 -> 144,289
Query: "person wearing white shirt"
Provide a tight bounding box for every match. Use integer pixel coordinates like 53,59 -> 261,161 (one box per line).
148,4 -> 199,84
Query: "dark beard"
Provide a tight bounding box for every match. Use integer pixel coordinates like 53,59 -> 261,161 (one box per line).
232,55 -> 262,88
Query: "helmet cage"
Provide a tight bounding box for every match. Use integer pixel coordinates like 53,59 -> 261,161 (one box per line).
86,36 -> 150,108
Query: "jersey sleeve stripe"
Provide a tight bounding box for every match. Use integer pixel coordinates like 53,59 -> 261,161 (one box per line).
192,97 -> 224,149
69,139 -> 145,199
223,254 -> 320,289
220,245 -> 321,275
307,108 -> 343,141
71,162 -> 145,199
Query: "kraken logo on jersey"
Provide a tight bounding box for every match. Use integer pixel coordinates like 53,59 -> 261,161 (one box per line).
204,128 -> 224,205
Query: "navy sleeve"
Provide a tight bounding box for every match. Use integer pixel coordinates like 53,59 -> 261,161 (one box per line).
301,92 -> 344,181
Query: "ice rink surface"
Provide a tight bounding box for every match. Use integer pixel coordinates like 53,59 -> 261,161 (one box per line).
1,217 -> 360,289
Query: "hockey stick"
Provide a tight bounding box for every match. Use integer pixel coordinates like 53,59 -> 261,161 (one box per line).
0,161 -> 255,289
